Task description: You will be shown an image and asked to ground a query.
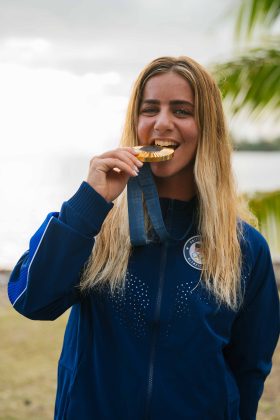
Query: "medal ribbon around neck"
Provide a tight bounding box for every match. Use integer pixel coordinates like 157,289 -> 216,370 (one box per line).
127,163 -> 194,246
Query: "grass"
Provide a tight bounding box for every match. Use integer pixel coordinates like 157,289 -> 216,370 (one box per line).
0,285 -> 279,419
0,286 -> 68,420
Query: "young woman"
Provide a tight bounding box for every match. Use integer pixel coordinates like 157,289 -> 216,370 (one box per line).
8,56 -> 279,419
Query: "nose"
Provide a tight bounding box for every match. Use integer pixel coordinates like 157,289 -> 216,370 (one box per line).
153,109 -> 173,133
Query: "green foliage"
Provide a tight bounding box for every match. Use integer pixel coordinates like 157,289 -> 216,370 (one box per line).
236,0 -> 280,40
212,0 -> 280,118
233,138 -> 280,151
213,48 -> 280,116
249,190 -> 280,258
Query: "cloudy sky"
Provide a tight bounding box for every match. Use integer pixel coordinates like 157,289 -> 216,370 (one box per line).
1,1 -> 280,267
0,0 -> 274,158
0,0 -> 241,157
0,0 -> 236,73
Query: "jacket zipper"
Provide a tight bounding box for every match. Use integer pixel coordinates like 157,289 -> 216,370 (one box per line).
144,242 -> 168,419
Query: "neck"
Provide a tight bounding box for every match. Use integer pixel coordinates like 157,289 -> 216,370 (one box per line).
154,171 -> 197,201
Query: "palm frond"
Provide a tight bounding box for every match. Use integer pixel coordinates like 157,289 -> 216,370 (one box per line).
211,48 -> 280,116
236,0 -> 280,40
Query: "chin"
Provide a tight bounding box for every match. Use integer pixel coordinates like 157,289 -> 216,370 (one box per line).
150,160 -> 195,179
150,162 -> 179,178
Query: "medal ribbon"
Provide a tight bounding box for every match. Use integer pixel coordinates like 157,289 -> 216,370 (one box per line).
127,163 -> 194,246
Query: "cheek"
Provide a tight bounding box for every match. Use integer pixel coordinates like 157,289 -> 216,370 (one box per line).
182,120 -> 198,141
137,118 -> 151,143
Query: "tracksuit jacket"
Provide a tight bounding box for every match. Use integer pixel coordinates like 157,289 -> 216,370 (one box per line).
8,181 -> 280,420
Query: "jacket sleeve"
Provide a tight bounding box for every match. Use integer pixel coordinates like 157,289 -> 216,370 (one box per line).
7,182 -> 113,321
223,233 -> 280,420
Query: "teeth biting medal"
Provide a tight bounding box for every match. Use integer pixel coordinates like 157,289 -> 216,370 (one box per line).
133,144 -> 175,162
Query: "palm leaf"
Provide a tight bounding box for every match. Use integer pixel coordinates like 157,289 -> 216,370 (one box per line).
236,0 -> 280,40
249,190 -> 280,258
211,48 -> 280,116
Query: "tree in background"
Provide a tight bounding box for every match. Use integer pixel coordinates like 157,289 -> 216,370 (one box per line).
213,0 -> 280,120
212,1 -> 280,258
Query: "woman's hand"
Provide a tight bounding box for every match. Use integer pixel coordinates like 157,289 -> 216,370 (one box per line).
86,147 -> 143,202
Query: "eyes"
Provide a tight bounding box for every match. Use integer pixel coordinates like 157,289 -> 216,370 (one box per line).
139,106 -> 193,118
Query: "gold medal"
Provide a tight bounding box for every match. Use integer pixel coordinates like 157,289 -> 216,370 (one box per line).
133,145 -> 174,162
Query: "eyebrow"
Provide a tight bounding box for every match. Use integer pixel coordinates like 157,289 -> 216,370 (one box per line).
141,99 -> 194,107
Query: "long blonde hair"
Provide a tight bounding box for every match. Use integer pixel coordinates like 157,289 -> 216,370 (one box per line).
80,56 -> 255,310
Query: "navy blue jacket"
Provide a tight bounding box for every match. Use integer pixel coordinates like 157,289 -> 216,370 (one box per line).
8,182 -> 280,420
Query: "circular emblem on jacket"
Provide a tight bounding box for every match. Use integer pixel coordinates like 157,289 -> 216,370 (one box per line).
183,235 -> 203,270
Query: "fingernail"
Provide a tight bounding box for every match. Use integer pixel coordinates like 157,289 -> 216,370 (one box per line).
133,170 -> 139,176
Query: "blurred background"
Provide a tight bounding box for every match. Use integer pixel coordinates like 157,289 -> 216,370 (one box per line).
0,0 -> 279,419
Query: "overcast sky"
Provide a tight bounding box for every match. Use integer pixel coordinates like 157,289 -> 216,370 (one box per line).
2,1 -> 280,268
0,0 -> 236,74
0,0 -> 276,157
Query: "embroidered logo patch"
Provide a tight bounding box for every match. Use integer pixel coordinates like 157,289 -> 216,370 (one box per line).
183,235 -> 203,270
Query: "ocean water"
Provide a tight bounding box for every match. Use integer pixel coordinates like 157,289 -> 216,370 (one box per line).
1,152 -> 280,269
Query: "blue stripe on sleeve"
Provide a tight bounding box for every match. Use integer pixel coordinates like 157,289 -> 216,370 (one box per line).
8,212 -> 59,306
